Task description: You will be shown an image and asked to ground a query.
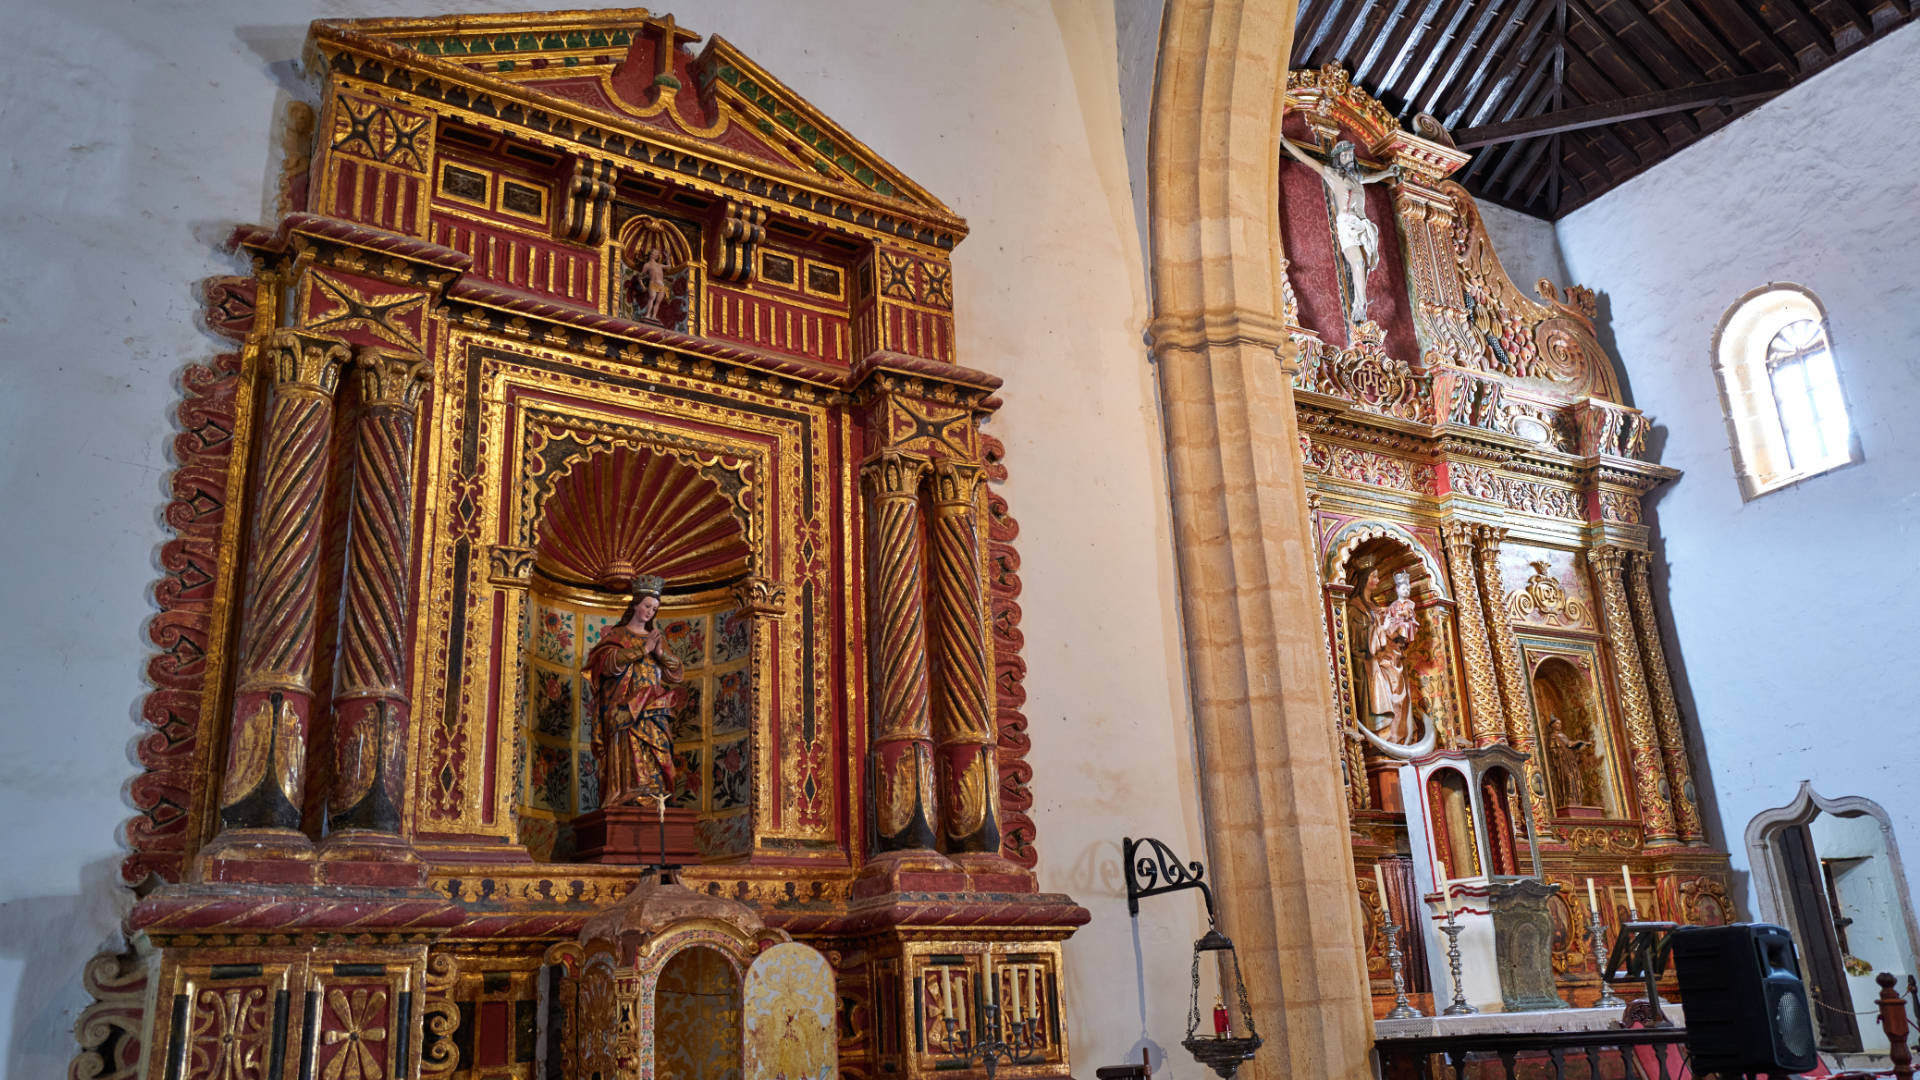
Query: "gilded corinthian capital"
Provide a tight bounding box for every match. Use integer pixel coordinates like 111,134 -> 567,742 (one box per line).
352,346 -> 430,409
264,328 -> 349,394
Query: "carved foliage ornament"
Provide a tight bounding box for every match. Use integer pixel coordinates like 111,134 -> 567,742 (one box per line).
1506,561 -> 1594,628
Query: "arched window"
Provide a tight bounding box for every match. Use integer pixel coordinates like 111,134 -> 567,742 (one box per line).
1712,285 -> 1859,499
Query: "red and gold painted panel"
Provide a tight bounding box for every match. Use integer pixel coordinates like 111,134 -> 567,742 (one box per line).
1279,64 -> 1732,1013
87,12 -> 1081,1080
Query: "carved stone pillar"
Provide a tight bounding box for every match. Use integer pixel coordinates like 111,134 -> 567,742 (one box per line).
927,459 -> 998,856
1627,552 -> 1708,844
1440,521 -> 1505,746
1473,525 -> 1554,834
201,328 -> 349,875
320,348 -> 430,875
1587,546 -> 1679,846
863,449 -> 937,853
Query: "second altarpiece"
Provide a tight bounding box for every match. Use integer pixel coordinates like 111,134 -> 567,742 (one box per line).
75,12 -> 1080,1080
1273,65 -> 1734,1014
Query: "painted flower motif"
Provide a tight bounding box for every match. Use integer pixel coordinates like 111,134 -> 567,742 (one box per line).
322,988 -> 389,1080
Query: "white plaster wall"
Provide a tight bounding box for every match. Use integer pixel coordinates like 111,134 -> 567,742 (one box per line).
1810,812 -> 1915,1052
1556,22 -> 1920,925
0,0 -> 1204,1074
1475,202 -> 1570,300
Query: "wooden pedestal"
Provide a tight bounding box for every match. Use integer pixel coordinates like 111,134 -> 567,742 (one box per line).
573,805 -> 701,864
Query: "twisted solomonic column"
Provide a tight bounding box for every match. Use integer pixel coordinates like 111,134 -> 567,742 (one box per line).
1588,545 -> 1680,846
322,348 -> 430,866
863,449 -> 937,853
928,458 -> 998,856
1440,521 -> 1506,746
1626,552 -> 1708,844
1473,525 -> 1555,835
202,329 -> 349,871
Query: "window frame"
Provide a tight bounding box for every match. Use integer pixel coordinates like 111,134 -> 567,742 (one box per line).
1710,283 -> 1860,500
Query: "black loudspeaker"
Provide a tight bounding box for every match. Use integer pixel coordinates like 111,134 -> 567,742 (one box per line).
1671,923 -> 1819,1076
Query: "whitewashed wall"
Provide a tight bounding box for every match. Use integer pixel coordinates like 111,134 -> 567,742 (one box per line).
1477,202 -> 1570,303
0,1 -> 1205,1074
1556,22 -> 1920,920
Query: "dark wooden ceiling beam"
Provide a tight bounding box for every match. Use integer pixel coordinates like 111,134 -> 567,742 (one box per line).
1354,0 -> 1424,85
1703,0 -> 1804,71
1323,0 -> 1387,67
1490,81 -> 1565,193
1643,0 -> 1758,77
1453,71 -> 1789,146
1562,37 -> 1681,155
1407,0 -> 1513,112
1440,0 -> 1556,126
1292,0 -> 1345,64
1769,0 -> 1842,56
1564,0 -> 1702,134
1828,0 -> 1878,40
1605,0 -> 1739,93
1380,0 -> 1472,97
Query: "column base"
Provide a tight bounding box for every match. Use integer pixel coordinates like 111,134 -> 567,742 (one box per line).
194,827 -> 317,885
853,848 -> 967,899
952,850 -> 1037,894
317,830 -> 429,887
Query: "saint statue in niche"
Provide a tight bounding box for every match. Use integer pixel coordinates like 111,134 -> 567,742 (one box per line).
586,577 -> 684,806
1545,713 -> 1599,810
1280,137 -> 1396,324
1354,568 -> 1421,744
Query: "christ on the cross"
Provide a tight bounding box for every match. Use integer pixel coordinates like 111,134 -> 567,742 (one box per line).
1282,137 -> 1397,325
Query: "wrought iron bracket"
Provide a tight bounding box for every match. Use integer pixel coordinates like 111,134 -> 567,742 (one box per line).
1123,836 -> 1216,921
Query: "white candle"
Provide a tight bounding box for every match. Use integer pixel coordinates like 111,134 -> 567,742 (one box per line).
1586,877 -> 1599,913
1621,864 -> 1637,913
1030,970 -> 1042,1021
1011,966 -> 1023,1020
941,966 -> 954,1021
1373,863 -> 1389,915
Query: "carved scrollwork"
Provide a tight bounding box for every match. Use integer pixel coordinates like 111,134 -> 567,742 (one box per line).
1297,322 -> 1435,423
1505,560 -> 1595,628
419,953 -> 460,1077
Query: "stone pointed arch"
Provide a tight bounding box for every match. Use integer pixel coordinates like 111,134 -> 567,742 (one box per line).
1746,782 -> 1920,961
1145,3 -> 1373,1077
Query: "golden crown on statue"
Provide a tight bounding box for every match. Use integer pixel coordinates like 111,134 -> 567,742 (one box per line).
632,574 -> 666,598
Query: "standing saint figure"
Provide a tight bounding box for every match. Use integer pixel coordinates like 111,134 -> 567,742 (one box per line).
1280,137 -> 1396,324
1353,568 -> 1421,744
1545,713 -> 1597,809
586,577 -> 683,807
638,249 -> 670,323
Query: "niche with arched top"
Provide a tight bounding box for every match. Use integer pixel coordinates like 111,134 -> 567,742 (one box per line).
1336,532 -> 1459,759
1428,767 -> 1482,881
654,945 -> 744,1080
1530,656 -> 1620,818
516,443 -> 756,862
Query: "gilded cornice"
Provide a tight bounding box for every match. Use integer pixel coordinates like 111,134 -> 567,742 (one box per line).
307,17 -> 968,252
232,212 -> 1001,408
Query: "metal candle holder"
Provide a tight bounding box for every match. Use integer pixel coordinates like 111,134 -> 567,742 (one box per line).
1440,906 -> 1477,1016
1382,916 -> 1422,1019
930,973 -> 1043,1079
1588,911 -> 1626,1008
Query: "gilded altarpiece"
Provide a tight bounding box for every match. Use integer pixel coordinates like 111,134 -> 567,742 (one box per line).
74,13 -> 1081,1080
1278,66 -> 1733,1013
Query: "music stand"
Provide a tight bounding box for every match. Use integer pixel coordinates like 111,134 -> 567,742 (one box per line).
1607,920 -> 1680,1026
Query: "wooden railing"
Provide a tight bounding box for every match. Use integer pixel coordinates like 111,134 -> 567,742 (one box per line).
1376,1023 -> 1691,1080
